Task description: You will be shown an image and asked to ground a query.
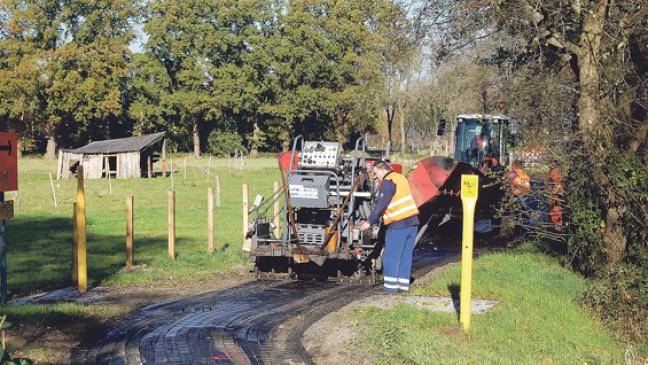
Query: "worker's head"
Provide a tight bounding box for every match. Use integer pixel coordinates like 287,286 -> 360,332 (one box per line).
372,161 -> 392,181
512,159 -> 523,170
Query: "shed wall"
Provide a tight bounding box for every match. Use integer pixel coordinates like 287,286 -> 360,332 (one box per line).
117,152 -> 141,178
83,155 -> 104,179
60,152 -> 83,180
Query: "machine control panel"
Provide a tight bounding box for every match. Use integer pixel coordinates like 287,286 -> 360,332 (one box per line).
301,141 -> 341,169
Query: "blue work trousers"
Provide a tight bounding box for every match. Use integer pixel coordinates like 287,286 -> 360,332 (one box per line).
383,225 -> 418,293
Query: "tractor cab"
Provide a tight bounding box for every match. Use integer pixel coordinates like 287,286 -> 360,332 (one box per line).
438,114 -> 511,169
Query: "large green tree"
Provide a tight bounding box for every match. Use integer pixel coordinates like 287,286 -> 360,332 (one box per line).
0,0 -> 62,156
136,0 -> 271,157
0,0 -> 138,155
263,0 -> 386,149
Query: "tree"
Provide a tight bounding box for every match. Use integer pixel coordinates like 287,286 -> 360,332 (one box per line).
138,0 -> 274,157
491,0 -> 647,267
0,0 -> 63,157
374,1 -> 418,151
264,0 -> 387,149
0,0 -> 139,155
416,0 -> 648,339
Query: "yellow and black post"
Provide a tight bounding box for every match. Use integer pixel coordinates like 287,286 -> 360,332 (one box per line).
460,174 -> 478,332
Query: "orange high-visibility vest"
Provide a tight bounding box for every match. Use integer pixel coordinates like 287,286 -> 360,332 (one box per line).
509,167 -> 530,195
382,172 -> 419,225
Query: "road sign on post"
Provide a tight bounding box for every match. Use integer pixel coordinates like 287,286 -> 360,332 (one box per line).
0,132 -> 17,305
460,174 -> 478,332
0,133 -> 18,192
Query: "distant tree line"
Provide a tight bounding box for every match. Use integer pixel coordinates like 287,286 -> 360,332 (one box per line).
0,0 -> 414,157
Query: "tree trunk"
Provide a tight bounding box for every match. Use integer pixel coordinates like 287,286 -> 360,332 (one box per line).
45,134 -> 56,160
575,0 -> 626,266
192,121 -> 200,158
576,0 -> 609,155
481,81 -> 489,115
385,106 -> 395,146
250,122 -> 260,158
398,102 -> 407,156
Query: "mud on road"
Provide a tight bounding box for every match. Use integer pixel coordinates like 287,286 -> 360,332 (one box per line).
72,249 -> 458,365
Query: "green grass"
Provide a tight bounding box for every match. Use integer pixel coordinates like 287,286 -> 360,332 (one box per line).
354,243 -> 627,364
4,155 -> 279,297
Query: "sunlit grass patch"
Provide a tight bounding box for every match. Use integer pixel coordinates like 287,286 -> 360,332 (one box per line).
4,156 -> 278,297
354,243 -> 626,364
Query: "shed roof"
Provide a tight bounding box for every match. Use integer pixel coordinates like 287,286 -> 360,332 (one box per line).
68,132 -> 165,154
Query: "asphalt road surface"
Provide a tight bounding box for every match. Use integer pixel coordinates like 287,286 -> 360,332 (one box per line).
73,249 -> 456,365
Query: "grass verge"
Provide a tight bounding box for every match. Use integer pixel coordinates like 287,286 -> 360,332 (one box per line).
353,243 -> 631,364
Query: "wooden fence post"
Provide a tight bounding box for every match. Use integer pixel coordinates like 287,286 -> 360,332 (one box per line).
206,156 -> 212,183
215,175 -> 221,208
170,158 -> 174,189
208,187 -> 214,254
72,203 -> 78,282
103,156 -> 112,194
162,138 -> 167,176
56,149 -> 63,180
183,157 -> 187,184
273,181 -> 280,238
76,166 -> 87,293
126,196 -> 134,267
242,184 -> 251,251
168,191 -> 176,260
48,173 -> 57,207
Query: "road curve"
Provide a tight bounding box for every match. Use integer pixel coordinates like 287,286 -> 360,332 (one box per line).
72,250 -> 456,365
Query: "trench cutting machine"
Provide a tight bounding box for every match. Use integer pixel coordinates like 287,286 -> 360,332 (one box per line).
247,135 -> 398,281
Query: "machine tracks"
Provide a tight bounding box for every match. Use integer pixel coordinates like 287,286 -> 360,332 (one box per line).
73,250 -> 456,364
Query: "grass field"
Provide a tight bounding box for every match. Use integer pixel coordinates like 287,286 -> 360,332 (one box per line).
354,243 -> 631,364
3,155 -> 280,297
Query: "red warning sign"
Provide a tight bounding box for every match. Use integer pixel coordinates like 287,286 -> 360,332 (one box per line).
0,133 -> 18,192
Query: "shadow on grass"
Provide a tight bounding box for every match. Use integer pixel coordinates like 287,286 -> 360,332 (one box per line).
5,215 -> 169,297
448,283 -> 460,319
536,239 -> 568,257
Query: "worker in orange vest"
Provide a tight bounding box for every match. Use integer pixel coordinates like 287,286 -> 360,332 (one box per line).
508,160 -> 530,195
481,152 -> 504,174
508,159 -> 536,225
545,163 -> 564,228
360,162 -> 419,293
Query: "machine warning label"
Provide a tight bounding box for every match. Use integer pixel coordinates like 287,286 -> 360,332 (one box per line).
289,185 -> 319,199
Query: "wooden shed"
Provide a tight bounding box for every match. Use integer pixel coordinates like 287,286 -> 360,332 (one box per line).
57,132 -> 166,180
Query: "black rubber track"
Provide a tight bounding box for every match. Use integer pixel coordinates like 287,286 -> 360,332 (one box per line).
72,250 -> 457,365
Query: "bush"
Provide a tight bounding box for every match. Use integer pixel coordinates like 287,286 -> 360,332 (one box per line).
581,264 -> 648,343
207,130 -> 243,156
566,151 -> 648,344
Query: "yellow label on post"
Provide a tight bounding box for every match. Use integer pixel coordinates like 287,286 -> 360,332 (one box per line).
459,174 -> 478,332
461,174 -> 479,199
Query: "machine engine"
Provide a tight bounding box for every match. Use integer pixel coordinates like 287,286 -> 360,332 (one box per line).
248,136 -> 389,281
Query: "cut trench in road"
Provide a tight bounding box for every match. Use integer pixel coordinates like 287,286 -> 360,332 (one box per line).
72,248 -> 458,365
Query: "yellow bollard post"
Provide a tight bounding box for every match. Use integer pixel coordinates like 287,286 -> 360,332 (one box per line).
72,203 -> 78,283
460,174 -> 478,332
76,166 -> 88,294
